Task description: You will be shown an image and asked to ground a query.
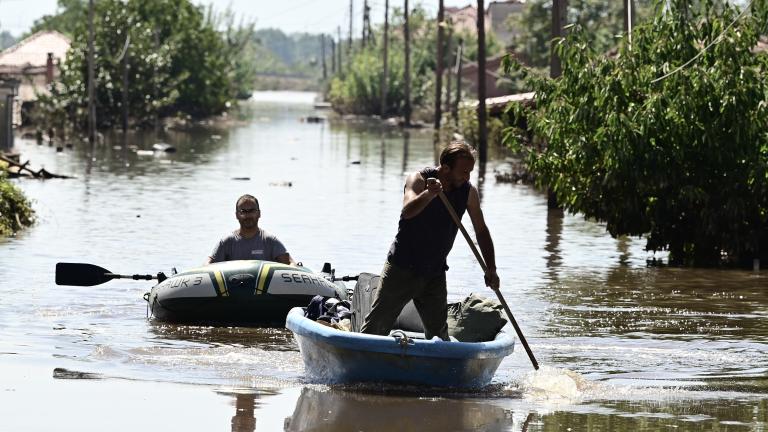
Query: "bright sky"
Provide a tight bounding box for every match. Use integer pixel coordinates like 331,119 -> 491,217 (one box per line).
0,0 -> 474,36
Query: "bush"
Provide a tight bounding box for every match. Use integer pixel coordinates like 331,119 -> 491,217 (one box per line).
504,0 -> 768,266
0,169 -> 35,236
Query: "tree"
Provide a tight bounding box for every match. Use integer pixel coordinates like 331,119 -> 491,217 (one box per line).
508,0 -> 655,69
36,0 -> 251,131
504,0 -> 768,266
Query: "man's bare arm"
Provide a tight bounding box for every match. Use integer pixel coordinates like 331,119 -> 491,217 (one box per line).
401,173 -> 443,219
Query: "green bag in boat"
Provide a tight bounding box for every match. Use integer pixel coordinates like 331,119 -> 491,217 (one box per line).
447,293 -> 507,342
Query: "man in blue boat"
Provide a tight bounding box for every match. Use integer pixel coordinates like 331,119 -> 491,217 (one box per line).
206,194 -> 296,265
361,141 -> 499,341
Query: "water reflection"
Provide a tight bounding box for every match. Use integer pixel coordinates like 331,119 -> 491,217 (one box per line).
217,389 -> 280,432
284,387 -> 516,432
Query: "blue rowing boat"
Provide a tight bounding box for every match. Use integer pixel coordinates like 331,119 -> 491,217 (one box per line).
286,307 -> 515,388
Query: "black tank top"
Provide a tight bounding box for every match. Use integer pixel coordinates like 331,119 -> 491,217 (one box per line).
387,167 -> 471,274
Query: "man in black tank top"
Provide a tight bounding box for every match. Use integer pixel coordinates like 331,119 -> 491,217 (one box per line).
361,142 -> 500,341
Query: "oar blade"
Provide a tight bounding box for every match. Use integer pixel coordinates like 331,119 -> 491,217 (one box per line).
55,262 -> 115,286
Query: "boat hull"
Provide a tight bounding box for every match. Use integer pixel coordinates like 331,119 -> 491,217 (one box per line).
286,307 -> 514,388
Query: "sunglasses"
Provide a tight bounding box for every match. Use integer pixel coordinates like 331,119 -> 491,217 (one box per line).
237,208 -> 259,215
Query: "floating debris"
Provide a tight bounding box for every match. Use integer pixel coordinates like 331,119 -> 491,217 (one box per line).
232,177 -> 251,181
0,153 -> 73,179
53,367 -> 102,380
152,143 -> 176,153
302,116 -> 325,123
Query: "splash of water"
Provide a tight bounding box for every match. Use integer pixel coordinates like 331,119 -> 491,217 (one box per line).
519,366 -> 591,403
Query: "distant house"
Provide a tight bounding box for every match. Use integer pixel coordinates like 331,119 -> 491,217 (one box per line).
445,2 -> 525,47
487,1 -> 526,47
445,5 -> 484,35
460,53 -> 512,99
0,31 -> 71,125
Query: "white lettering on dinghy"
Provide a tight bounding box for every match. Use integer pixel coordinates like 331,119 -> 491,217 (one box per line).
281,273 -> 326,286
169,276 -> 203,289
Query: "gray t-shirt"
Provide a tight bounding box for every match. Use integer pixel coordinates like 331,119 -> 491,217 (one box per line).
209,229 -> 288,263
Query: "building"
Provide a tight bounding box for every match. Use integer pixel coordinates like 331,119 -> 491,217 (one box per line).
445,5 -> 483,35
445,2 -> 525,47
487,1 -> 526,47
0,30 -> 71,125
0,78 -> 19,150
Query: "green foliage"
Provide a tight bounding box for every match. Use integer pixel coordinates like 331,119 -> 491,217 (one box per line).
0,169 -> 35,236
441,105 -> 507,149
504,0 -> 768,266
0,31 -> 17,50
509,0 -> 655,68
29,0 -> 87,37
252,29 -> 323,77
327,6 -> 437,116
35,0 -> 252,131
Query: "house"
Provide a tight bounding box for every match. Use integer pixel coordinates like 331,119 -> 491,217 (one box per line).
445,5 -> 484,35
0,30 -> 71,125
445,2 -> 525,47
487,1 -> 526,47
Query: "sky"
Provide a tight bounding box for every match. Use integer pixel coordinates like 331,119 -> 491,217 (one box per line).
0,0 -> 475,37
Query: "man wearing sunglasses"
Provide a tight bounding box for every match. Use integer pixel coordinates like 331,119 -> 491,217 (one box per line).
206,194 -> 296,265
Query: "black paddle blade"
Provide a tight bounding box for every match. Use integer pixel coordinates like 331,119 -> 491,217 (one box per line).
55,262 -> 116,286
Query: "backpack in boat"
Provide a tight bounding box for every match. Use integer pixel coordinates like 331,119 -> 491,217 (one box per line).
446,293 -> 507,342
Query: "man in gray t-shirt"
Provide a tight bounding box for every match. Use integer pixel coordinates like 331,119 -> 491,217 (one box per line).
206,194 -> 296,265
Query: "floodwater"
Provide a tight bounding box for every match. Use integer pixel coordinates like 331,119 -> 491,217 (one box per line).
1,91 -> 766,431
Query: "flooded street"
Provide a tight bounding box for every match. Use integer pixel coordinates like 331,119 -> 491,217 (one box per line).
1,91 -> 766,431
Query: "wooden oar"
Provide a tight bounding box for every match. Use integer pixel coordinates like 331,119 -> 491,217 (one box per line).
55,262 -> 158,286
437,190 -> 540,370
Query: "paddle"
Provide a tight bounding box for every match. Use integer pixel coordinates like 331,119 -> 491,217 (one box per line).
436,188 -> 540,370
55,262 -> 158,286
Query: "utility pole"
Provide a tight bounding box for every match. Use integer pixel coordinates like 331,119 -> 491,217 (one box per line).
453,38 -> 463,125
623,0 -> 635,46
444,20 -> 453,116
348,0 -> 353,53
380,0 -> 389,117
331,36 -> 336,74
550,0 -> 567,78
404,0 -> 411,127
434,0 -> 445,137
362,0 -> 368,47
87,0 -> 96,146
337,26 -> 343,73
321,34 -> 327,80
121,37 -> 130,133
477,0 -> 488,165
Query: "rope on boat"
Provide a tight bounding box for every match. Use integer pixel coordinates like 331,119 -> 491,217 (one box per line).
391,330 -> 414,356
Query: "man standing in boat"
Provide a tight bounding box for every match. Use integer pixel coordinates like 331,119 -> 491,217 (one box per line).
361,141 -> 499,341
206,194 -> 296,265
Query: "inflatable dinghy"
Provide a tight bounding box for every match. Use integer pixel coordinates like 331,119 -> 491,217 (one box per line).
146,260 -> 348,325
